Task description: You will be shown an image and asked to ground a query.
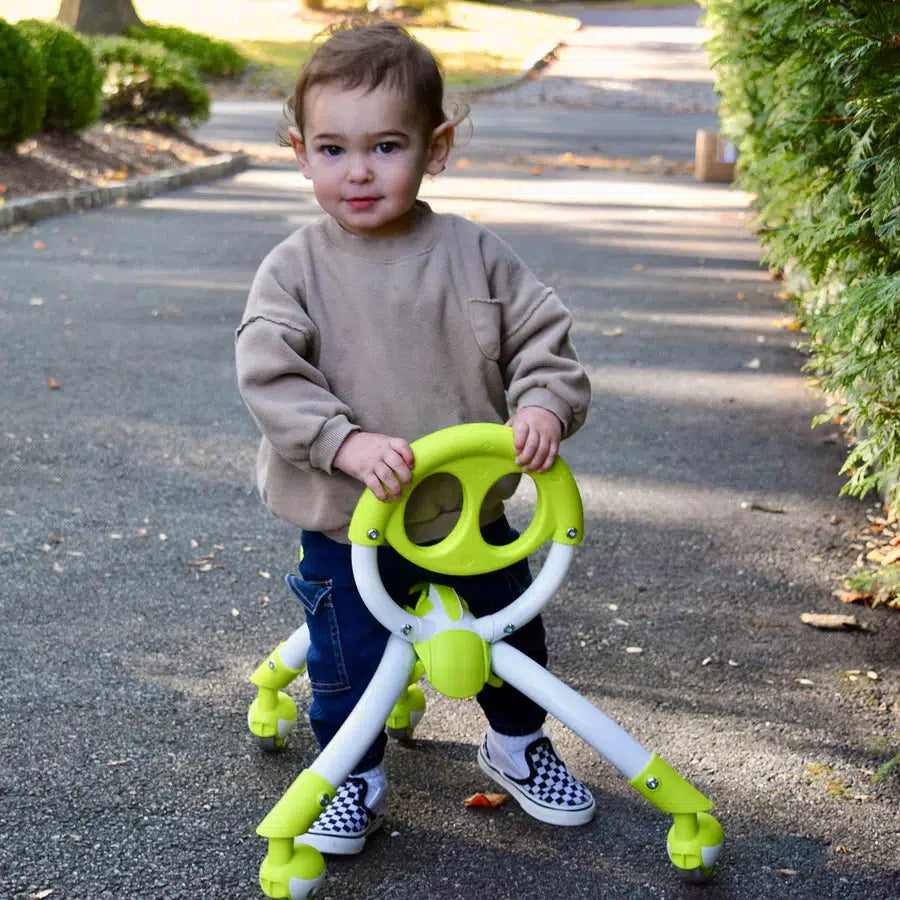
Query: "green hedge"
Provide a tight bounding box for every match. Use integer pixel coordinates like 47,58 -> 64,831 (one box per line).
0,18 -> 46,146
125,23 -> 246,78
89,36 -> 210,126
17,19 -> 102,133
702,0 -> 900,515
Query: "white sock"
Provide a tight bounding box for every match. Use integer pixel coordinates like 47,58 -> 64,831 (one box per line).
485,727 -> 544,779
353,763 -> 387,811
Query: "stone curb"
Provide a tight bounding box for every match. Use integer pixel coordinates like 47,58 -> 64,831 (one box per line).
0,150 -> 251,230
450,16 -> 582,99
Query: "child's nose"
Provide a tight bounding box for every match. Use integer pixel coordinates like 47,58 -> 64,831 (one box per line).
347,153 -> 372,181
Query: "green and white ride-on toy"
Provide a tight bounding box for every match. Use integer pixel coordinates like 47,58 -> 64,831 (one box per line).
247,423 -> 723,899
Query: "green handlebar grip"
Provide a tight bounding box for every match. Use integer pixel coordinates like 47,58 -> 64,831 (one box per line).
348,423 -> 583,575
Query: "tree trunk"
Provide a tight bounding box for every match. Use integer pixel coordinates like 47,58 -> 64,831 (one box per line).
57,0 -> 143,34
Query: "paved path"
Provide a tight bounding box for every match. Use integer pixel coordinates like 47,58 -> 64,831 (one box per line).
1,5 -> 897,900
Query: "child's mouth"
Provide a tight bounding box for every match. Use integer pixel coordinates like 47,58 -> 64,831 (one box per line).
346,197 -> 377,211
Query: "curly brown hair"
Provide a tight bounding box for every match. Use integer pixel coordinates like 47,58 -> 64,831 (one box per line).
282,19 -> 451,143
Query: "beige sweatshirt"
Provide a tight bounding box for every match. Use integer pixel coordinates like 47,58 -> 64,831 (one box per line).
235,201 -> 590,543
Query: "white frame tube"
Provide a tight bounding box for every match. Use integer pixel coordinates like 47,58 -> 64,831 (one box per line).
492,642 -> 652,780
278,624 -> 311,671
352,544 -> 422,640
352,541 -> 573,645
473,542 -> 574,643
309,635 -> 416,788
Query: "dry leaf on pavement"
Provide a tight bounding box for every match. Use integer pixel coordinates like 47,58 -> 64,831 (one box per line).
800,612 -> 871,632
464,792 -> 507,808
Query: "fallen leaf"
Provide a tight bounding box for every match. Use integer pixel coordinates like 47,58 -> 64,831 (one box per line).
530,166 -> 544,176
29,890 -> 54,899
834,845 -> 850,854
456,158 -> 471,168
107,759 -> 131,766
32,240 -> 46,249
258,570 -> 271,579
795,678 -> 815,686
633,263 -> 646,271
879,546 -> 900,566
776,868 -> 799,876
624,646 -> 643,654
46,376 -> 60,390
834,589 -> 870,605
30,297 -> 44,306
800,612 -> 870,632
231,607 -> 240,617
464,792 -> 507,808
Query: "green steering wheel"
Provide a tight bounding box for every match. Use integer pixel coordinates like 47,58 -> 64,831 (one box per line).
348,422 -> 583,576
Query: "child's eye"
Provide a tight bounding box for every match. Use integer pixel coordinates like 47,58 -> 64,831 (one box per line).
320,145 -> 343,157
375,141 -> 399,154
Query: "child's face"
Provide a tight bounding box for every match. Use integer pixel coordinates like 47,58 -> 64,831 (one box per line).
290,82 -> 452,238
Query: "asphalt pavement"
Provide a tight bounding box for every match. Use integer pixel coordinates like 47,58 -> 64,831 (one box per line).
1,4 -> 897,900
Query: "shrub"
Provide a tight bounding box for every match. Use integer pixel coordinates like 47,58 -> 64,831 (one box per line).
126,23 -> 246,78
89,36 -> 210,126
16,19 -> 102,133
702,0 -> 900,515
0,18 -> 46,147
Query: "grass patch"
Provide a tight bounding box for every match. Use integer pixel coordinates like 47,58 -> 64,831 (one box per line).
0,0 -> 577,93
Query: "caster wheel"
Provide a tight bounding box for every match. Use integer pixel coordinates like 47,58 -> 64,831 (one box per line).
260,843 -> 325,900
387,725 -> 414,743
666,811 -> 723,881
248,690 -> 297,751
677,866 -> 715,883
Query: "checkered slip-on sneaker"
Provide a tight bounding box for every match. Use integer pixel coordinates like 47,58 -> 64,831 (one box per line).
294,776 -> 385,855
478,735 -> 596,826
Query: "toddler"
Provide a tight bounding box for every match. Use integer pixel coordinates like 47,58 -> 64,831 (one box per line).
236,20 -> 593,855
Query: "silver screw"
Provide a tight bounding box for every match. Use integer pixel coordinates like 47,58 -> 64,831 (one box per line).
401,624 -> 413,636
503,624 -> 515,635
319,794 -> 330,808
268,661 -> 275,670
367,528 -> 379,540
566,527 -> 578,539
646,777 -> 659,790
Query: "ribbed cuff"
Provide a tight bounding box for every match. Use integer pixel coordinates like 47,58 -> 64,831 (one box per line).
514,388 -> 572,434
309,415 -> 360,474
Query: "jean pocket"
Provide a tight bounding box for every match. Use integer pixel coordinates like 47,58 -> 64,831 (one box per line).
285,573 -> 351,695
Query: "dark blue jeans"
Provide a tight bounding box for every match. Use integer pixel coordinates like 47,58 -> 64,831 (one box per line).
287,517 -> 548,773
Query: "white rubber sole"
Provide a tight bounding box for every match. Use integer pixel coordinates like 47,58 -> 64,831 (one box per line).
477,744 -> 596,826
294,810 -> 385,856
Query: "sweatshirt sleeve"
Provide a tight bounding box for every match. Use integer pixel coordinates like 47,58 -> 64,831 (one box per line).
235,254 -> 359,474
484,233 -> 591,437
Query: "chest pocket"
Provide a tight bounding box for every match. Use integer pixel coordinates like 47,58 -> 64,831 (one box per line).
468,298 -> 502,361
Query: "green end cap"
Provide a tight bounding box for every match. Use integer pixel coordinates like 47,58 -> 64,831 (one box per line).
629,753 -> 713,814
250,643 -> 304,689
257,769 -> 336,839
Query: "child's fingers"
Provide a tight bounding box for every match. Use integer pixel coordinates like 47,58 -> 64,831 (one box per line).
389,437 -> 415,468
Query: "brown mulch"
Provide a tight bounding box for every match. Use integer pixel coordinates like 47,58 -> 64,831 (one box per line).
0,123 -> 225,206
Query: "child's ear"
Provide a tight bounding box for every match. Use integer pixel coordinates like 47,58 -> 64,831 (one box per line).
425,121 -> 454,176
289,126 -> 312,179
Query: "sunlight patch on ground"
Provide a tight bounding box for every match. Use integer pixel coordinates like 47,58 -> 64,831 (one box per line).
584,364 -> 807,408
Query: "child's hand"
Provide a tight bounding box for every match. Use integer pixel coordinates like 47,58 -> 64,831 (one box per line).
333,431 -> 414,501
507,407 -> 563,472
